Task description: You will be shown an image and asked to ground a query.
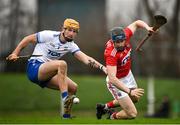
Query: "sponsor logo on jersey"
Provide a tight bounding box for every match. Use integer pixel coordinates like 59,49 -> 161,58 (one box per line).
48,49 -> 61,57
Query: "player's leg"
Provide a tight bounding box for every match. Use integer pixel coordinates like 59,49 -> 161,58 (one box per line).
38,60 -> 68,95
63,78 -> 78,118
38,60 -> 75,118
108,70 -> 139,107
110,96 -> 137,119
105,72 -> 138,119
27,59 -> 77,118
96,99 -> 119,119
46,75 -> 78,95
96,71 -> 139,119
104,100 -> 119,109
96,94 -> 140,119
106,71 -> 139,107
46,74 -> 78,118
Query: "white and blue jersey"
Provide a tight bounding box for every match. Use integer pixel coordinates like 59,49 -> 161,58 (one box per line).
30,30 -> 80,62
27,30 -> 80,87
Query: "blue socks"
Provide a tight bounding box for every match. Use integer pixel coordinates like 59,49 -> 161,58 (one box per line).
61,91 -> 71,118
62,91 -> 68,101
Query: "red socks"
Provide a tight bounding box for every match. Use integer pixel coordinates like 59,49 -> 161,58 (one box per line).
111,112 -> 118,119
106,101 -> 118,108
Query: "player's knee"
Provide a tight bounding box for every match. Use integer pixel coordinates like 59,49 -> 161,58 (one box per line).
58,60 -> 67,73
74,84 -> 78,92
70,84 -> 78,94
59,60 -> 67,68
127,110 -> 137,119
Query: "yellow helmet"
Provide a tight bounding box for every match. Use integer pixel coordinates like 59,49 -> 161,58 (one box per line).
63,18 -> 80,32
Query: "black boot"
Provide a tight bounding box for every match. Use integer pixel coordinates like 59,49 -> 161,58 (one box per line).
96,103 -> 108,119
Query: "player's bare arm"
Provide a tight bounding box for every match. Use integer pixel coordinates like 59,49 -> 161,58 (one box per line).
6,34 -> 36,61
107,65 -> 130,93
127,20 -> 154,34
74,51 -> 107,74
107,65 -> 144,98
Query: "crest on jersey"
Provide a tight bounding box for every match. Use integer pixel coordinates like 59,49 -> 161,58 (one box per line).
121,49 -> 131,66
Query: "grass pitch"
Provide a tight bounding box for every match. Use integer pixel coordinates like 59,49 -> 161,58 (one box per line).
0,73 -> 180,124
0,111 -> 180,124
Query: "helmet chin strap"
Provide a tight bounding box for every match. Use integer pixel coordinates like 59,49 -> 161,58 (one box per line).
62,32 -> 73,42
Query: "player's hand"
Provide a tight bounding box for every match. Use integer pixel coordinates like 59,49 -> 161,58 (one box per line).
130,88 -> 144,99
147,27 -> 156,35
6,53 -> 19,61
130,95 -> 139,103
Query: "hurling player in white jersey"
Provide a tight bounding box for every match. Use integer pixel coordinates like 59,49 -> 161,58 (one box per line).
6,18 -> 107,118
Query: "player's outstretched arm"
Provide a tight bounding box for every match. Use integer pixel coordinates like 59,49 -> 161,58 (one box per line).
127,20 -> 154,34
74,51 -> 107,74
6,34 -> 36,61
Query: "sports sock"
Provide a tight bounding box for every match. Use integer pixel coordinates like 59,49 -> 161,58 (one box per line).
62,91 -> 68,102
105,101 -> 115,109
110,112 -> 118,119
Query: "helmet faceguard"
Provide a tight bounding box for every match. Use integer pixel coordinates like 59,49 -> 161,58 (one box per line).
110,27 -> 126,42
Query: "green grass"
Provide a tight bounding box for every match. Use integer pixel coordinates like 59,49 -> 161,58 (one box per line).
0,111 -> 180,124
0,73 -> 180,124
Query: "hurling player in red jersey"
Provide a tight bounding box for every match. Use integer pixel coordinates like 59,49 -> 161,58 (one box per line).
96,20 -> 154,120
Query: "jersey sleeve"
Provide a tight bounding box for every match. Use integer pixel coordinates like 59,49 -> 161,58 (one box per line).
70,42 -> 80,55
124,27 -> 133,40
36,30 -> 54,43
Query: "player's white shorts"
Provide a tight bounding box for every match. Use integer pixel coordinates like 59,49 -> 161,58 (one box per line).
106,70 -> 137,100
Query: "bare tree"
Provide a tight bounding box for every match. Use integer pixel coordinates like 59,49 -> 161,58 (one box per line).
0,0 -> 37,72
136,0 -> 180,77
9,0 -> 20,49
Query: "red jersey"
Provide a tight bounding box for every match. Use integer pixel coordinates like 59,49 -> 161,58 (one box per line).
104,27 -> 133,78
